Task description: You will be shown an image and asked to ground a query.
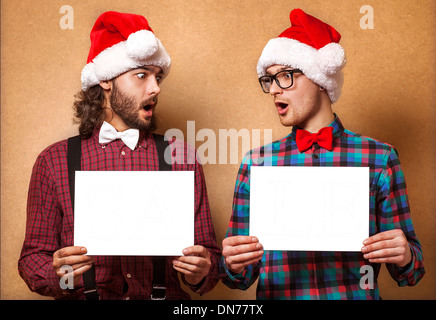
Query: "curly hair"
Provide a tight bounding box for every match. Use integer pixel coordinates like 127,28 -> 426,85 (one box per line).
72,85 -> 106,139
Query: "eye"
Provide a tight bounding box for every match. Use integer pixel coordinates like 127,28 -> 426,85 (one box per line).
260,76 -> 271,84
137,73 -> 146,79
156,75 -> 162,83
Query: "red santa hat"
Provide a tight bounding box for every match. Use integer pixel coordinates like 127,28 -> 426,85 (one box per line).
81,11 -> 171,91
257,9 -> 346,102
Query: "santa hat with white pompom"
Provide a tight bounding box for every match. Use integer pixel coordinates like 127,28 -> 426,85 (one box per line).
257,9 -> 346,102
81,11 -> 171,91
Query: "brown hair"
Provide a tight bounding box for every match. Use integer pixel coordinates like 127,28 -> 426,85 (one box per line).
72,85 -> 106,139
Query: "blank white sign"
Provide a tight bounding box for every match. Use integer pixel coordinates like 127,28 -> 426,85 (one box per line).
74,171 -> 194,256
250,166 -> 369,252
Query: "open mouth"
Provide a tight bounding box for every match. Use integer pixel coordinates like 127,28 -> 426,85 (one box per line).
275,102 -> 288,109
143,104 -> 154,111
141,101 -> 156,118
275,101 -> 289,115
142,97 -> 157,112
142,98 -> 157,112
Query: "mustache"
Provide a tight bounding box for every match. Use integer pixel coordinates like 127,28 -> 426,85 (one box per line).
141,96 -> 158,107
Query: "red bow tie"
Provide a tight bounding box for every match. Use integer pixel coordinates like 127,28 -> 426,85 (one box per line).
296,127 -> 334,152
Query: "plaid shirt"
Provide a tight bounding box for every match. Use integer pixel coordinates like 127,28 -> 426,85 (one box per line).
19,126 -> 220,300
221,115 -> 424,300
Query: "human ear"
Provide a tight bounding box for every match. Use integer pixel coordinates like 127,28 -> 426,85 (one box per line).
99,80 -> 113,107
99,80 -> 112,91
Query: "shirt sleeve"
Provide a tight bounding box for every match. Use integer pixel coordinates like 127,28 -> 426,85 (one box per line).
220,151 -> 261,290
172,140 -> 221,295
193,157 -> 222,295
376,147 -> 425,286
18,153 -> 67,298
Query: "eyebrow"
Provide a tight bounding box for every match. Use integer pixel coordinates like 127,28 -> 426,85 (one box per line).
266,66 -> 295,75
136,66 -> 164,76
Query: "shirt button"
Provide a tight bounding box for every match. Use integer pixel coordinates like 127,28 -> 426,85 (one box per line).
125,297 -> 130,300
121,151 -> 126,156
126,273 -> 132,278
313,154 -> 319,159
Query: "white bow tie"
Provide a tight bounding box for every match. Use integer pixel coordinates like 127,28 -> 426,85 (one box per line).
99,121 -> 140,150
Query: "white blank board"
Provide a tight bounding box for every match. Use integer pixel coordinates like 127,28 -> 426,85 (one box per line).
250,166 -> 369,252
74,171 -> 194,256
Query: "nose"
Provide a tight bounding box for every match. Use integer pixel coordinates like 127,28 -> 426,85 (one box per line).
147,76 -> 161,96
269,80 -> 282,96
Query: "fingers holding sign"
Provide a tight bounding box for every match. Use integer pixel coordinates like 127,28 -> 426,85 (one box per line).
361,229 -> 412,268
222,236 -> 264,274
52,246 -> 94,287
172,245 -> 211,286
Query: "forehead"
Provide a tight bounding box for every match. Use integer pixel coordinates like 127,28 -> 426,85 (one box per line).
266,65 -> 294,75
119,65 -> 163,77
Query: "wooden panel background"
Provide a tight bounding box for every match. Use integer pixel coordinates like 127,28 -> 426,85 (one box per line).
1,0 -> 435,300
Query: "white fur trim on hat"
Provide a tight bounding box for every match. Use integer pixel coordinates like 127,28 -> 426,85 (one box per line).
81,30 -> 171,90
257,38 -> 346,102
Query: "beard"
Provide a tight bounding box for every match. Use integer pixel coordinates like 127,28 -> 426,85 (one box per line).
109,81 -> 157,132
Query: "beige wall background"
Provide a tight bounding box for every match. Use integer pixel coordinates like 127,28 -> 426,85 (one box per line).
1,0 -> 435,300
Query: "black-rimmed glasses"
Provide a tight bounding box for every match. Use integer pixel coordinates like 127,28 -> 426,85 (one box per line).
259,69 -> 303,93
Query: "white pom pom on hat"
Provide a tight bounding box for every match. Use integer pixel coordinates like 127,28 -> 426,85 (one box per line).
126,29 -> 159,60
316,42 -> 346,75
80,11 -> 171,91
257,9 -> 346,102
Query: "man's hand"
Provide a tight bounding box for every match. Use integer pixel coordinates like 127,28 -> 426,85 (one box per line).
222,236 -> 264,274
172,245 -> 211,286
361,229 -> 412,268
53,246 -> 94,287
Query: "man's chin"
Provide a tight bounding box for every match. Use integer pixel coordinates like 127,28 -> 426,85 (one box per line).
278,116 -> 294,127
138,116 -> 157,132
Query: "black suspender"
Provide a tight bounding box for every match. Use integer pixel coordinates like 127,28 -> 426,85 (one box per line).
153,133 -> 172,172
150,134 -> 171,300
67,133 -> 171,300
67,135 -> 81,214
67,135 -> 99,300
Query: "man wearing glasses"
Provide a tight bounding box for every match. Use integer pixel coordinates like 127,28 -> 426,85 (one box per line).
220,9 -> 424,299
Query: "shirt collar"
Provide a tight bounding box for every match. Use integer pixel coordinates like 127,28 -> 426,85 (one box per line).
290,113 -> 344,141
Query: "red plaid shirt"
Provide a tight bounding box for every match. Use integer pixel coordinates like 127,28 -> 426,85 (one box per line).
18,126 -> 220,300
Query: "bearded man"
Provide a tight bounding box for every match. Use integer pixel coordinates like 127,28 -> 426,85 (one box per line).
18,11 -> 220,300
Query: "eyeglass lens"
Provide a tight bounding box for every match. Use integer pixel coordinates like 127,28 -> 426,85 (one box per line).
259,70 -> 300,93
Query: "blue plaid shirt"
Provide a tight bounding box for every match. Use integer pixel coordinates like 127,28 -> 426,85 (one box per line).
221,115 -> 424,300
